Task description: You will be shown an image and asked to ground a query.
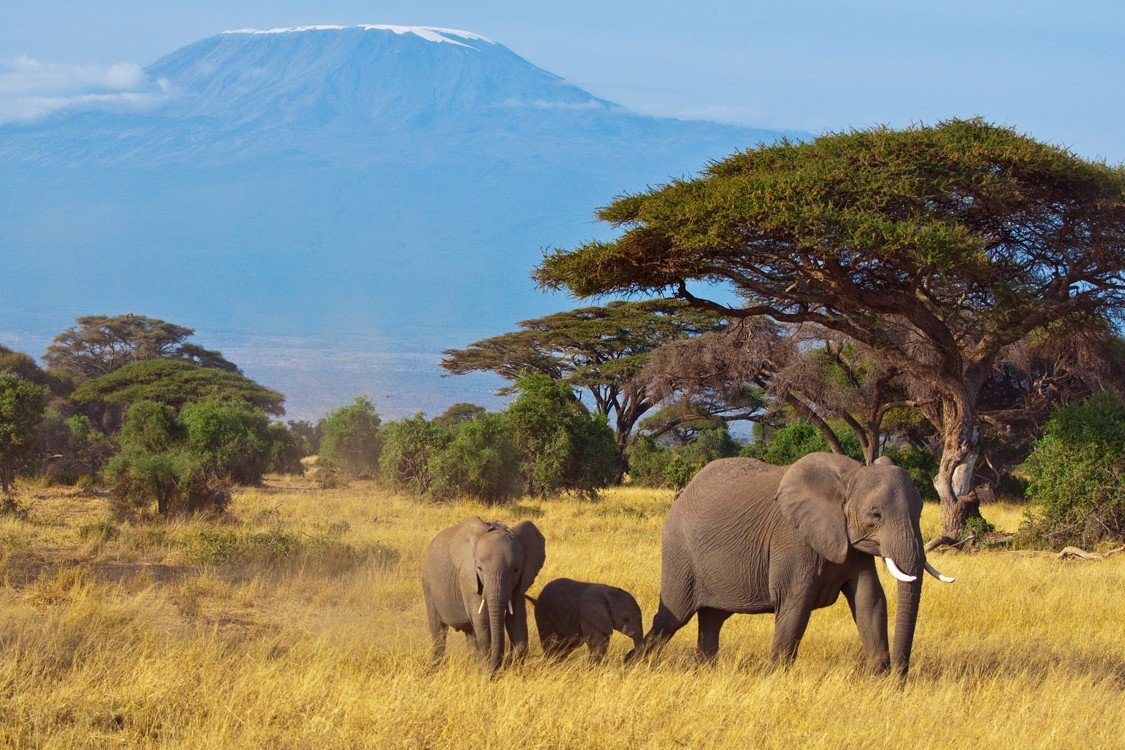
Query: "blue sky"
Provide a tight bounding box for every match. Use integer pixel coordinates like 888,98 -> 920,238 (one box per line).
2,1 -> 1121,161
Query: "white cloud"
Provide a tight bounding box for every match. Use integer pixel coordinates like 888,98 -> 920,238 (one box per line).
0,56 -> 170,124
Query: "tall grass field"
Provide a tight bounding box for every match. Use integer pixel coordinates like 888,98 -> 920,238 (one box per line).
0,477 -> 1121,748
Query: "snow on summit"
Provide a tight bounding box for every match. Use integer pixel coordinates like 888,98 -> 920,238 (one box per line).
222,25 -> 495,47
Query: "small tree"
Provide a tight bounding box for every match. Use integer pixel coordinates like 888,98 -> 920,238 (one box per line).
0,373 -> 48,494
318,396 -> 382,478
268,422 -> 307,475
504,374 -> 616,498
105,401 -> 229,517
1021,393 -> 1125,548
180,398 -> 273,484
378,413 -> 451,493
433,402 -> 487,426
429,413 -> 522,503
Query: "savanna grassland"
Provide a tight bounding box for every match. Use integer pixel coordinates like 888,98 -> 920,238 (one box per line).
0,477 -> 1121,748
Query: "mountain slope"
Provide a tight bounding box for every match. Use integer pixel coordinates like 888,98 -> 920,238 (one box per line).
0,26 -> 794,418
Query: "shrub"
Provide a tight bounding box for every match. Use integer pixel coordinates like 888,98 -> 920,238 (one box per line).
1019,393 -> 1125,548
35,411 -> 116,485
504,374 -> 616,499
379,413 -> 451,493
743,420 -> 864,466
318,396 -> 382,477
0,372 -> 49,494
626,434 -> 670,486
180,398 -> 273,484
104,400 -> 230,518
429,412 -> 521,503
267,422 -> 306,475
628,427 -> 740,489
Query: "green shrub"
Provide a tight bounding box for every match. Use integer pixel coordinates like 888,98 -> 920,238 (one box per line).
1020,393 -> 1125,548
0,373 -> 49,494
104,401 -> 230,518
379,413 -> 451,493
318,396 -> 382,477
267,422 -> 306,475
429,412 -> 521,504
35,411 -> 116,485
504,375 -> 616,499
626,434 -> 670,486
180,398 -> 273,484
628,427 -> 740,489
743,421 -> 865,466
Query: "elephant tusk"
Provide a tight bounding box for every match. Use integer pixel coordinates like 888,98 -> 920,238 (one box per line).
478,599 -> 485,614
508,600 -> 514,615
883,557 -> 917,582
924,561 -> 956,583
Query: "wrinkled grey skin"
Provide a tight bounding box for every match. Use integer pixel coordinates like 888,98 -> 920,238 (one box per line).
627,453 -> 928,676
422,517 -> 546,673
528,578 -> 644,662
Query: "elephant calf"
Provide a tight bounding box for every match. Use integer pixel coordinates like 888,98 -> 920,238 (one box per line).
528,578 -> 644,661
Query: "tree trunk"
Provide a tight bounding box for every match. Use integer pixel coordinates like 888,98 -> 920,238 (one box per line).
933,394 -> 985,538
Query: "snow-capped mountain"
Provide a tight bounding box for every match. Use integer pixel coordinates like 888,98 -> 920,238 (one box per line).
0,26 -> 793,417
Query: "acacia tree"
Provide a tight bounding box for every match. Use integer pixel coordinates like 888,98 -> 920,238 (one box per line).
537,120 -> 1125,537
442,300 -> 722,474
45,314 -> 237,380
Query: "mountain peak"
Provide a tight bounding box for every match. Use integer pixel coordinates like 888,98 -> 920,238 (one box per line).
220,25 -> 495,48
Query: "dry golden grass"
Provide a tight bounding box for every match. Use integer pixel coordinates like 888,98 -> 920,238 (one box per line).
0,477 -> 1121,748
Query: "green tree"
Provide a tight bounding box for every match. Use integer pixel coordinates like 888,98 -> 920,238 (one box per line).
268,422 -> 307,475
433,402 -> 487,426
104,401 -> 229,517
378,413 -> 451,493
429,412 -> 521,503
503,374 -> 616,498
443,300 -> 723,476
45,314 -> 237,380
1021,393 -> 1125,548
318,396 -> 382,478
0,373 -> 49,494
537,120 -> 1125,538
71,359 -> 284,418
180,398 -> 273,484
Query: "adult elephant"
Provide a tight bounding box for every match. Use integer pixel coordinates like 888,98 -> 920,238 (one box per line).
422,517 -> 546,672
627,454 -> 954,676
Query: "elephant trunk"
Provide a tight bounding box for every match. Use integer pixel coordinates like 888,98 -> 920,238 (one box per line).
887,535 -> 924,677
485,574 -> 510,673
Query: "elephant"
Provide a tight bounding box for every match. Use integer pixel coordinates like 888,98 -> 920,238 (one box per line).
422,517 -> 546,672
527,578 -> 644,661
626,453 -> 954,676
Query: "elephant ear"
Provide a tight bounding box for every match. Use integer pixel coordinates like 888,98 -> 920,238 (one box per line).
511,520 -> 546,593
579,587 -> 613,637
454,517 -> 489,596
777,452 -> 858,564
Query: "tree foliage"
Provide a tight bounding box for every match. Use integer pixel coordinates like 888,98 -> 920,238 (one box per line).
0,373 -> 48,494
1021,393 -> 1125,548
537,119 -> 1125,536
429,412 -> 522,504
180,398 -> 274,484
45,314 -> 237,380
378,413 -> 451,494
318,396 -> 382,478
504,374 -> 617,498
71,359 -> 284,416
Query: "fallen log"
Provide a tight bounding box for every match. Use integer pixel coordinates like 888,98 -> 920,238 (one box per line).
1056,545 -> 1125,561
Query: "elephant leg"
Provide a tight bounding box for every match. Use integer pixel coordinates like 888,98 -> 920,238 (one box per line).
770,601 -> 813,668
505,605 -> 530,664
584,632 -> 610,663
842,567 -> 890,674
425,597 -> 447,664
626,599 -> 692,663
696,607 -> 733,663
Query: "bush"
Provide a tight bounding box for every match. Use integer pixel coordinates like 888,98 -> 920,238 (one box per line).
35,412 -> 116,485
318,396 -> 382,477
104,400 -> 230,518
627,427 -> 740,489
1019,393 -> 1125,548
429,412 -> 521,503
742,420 -> 865,466
504,375 -> 616,499
626,435 -> 670,486
180,398 -> 273,484
378,413 -> 451,493
267,422 -> 306,475
0,373 -> 49,494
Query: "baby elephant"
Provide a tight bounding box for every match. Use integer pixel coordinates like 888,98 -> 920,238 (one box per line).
528,578 -> 643,661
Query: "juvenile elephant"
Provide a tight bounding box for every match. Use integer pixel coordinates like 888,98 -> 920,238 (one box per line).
627,454 -> 954,676
422,517 -> 545,672
528,578 -> 644,661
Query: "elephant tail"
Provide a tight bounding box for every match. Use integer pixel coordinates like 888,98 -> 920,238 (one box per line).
524,594 -> 537,606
